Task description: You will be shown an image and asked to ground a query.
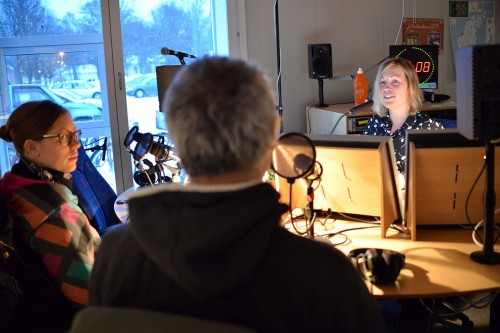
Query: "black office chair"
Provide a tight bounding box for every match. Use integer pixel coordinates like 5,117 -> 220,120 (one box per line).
69,306 -> 258,333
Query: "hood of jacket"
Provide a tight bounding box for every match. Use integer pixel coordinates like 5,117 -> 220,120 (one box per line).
127,181 -> 288,299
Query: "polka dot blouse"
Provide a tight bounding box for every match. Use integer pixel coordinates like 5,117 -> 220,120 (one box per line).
363,112 -> 445,174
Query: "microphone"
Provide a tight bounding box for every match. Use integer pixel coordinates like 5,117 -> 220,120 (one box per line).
149,141 -> 175,160
133,133 -> 175,161
160,47 -> 197,59
329,100 -> 373,134
349,99 -> 373,115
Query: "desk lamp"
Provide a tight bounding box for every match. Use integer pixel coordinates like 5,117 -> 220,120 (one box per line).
272,132 -> 321,238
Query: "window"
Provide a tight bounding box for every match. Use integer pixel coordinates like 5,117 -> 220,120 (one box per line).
0,0 -> 243,194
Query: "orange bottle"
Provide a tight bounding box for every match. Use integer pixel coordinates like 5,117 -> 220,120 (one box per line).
354,68 -> 368,106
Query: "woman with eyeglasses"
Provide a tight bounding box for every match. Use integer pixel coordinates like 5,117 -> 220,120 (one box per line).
0,100 -> 100,332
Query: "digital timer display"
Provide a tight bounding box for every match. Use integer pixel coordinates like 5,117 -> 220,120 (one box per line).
389,45 -> 439,89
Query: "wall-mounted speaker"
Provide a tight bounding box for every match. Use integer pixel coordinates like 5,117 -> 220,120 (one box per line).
456,44 -> 500,140
308,43 -> 333,79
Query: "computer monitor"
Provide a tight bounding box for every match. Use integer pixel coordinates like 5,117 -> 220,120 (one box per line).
277,134 -> 403,238
405,129 -> 500,240
389,45 -> 439,89
156,65 -> 183,111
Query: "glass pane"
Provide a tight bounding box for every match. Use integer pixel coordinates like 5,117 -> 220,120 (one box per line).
119,0 -> 228,187
0,1 -> 116,191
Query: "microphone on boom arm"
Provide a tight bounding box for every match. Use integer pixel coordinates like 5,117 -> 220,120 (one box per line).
349,99 -> 374,115
328,100 -> 374,135
132,133 -> 173,161
160,47 -> 197,65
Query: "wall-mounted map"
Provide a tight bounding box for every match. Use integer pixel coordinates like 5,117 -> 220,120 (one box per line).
449,1 -> 495,57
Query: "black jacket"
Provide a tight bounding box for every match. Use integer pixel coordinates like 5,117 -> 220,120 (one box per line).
89,182 -> 386,332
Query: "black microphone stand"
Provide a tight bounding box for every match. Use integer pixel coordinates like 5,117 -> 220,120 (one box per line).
305,181 -> 316,239
175,55 -> 186,65
469,99 -> 500,264
470,138 -> 500,264
274,0 -> 283,133
317,78 -> 326,107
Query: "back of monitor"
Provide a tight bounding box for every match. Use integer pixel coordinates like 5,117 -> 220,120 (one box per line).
405,131 -> 500,240
278,134 -> 402,238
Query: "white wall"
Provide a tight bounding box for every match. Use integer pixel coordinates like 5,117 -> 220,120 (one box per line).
245,0 -> 500,133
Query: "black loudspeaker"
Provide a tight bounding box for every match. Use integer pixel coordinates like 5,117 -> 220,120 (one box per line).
308,44 -> 333,79
156,65 -> 183,112
456,44 -> 500,140
347,248 -> 405,285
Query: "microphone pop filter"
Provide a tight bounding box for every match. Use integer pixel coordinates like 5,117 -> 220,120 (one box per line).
272,132 -> 316,181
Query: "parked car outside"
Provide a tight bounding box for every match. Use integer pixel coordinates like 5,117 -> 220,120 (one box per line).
126,74 -> 158,98
8,84 -> 102,122
51,88 -> 103,107
51,80 -> 101,99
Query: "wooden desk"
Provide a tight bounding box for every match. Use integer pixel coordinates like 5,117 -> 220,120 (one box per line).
115,194 -> 499,299
287,220 -> 500,299
114,187 -> 138,223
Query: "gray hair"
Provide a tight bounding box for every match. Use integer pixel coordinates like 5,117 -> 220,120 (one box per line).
372,57 -> 423,116
162,56 -> 277,177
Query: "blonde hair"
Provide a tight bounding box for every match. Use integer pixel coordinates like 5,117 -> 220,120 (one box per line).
371,57 -> 423,116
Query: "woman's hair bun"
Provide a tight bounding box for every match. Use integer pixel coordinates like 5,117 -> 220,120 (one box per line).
0,125 -> 13,142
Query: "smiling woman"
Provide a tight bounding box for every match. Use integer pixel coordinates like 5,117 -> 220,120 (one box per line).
363,57 -> 444,178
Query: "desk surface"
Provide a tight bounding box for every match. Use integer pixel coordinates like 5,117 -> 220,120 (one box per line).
114,187 -> 137,223
286,220 -> 500,299
114,195 -> 500,300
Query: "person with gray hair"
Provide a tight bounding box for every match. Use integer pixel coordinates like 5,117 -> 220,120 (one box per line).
165,56 -> 278,180
89,56 -> 386,333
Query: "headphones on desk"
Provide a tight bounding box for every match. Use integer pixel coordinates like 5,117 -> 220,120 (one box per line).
347,248 -> 406,285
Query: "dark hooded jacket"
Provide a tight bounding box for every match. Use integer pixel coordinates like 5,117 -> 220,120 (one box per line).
89,182 -> 386,333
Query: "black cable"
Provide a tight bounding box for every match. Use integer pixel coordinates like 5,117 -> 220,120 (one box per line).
287,182 -> 310,236
464,158 -> 500,247
327,225 -> 381,246
306,104 -> 320,134
329,112 -> 349,135
464,159 -> 487,228
328,233 -> 349,246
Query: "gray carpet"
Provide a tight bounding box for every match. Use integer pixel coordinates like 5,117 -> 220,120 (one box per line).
428,302 -> 490,332
381,293 -> 496,333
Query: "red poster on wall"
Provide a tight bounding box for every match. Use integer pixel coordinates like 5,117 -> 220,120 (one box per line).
402,18 -> 444,53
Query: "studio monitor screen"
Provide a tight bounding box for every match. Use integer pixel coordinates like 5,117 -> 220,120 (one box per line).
456,44 -> 500,141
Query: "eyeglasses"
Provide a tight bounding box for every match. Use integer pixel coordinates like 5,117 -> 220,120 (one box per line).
42,129 -> 82,146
